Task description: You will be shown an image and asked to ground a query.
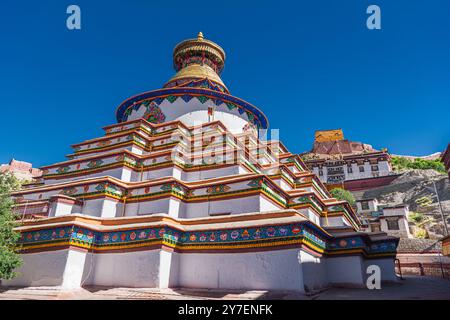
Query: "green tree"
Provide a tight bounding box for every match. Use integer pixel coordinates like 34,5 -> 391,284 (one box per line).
408,211 -> 433,239
391,156 -> 446,173
0,172 -> 22,280
330,188 -> 356,207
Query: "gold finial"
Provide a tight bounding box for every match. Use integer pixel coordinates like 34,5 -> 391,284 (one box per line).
197,31 -> 204,41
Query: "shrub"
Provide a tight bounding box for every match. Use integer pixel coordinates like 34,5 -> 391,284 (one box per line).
391,156 -> 446,173
330,188 -> 356,206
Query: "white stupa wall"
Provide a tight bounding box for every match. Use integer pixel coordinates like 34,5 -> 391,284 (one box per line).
4,246 -> 397,290
44,164 -> 252,186
3,250 -> 69,287
126,99 -> 254,135
176,249 -> 305,291
176,111 -> 248,134
326,256 -> 365,286
299,250 -> 329,291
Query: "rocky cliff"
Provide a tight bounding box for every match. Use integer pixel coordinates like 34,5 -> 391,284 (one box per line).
352,169 -> 449,239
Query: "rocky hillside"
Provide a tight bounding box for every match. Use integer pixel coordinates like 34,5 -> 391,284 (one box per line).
352,169 -> 449,239
391,152 -> 442,161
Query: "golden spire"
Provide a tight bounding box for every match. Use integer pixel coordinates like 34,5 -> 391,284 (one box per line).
164,32 -> 228,91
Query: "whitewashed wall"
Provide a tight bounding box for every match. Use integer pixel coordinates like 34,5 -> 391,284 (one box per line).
326,256 -> 365,286
177,249 -> 305,292
3,250 -> 69,287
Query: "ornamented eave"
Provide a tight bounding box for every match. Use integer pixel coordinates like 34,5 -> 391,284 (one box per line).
115,87 -> 269,129
15,211 -> 397,257
14,173 -> 359,229
66,120 -> 271,164
47,144 -> 265,179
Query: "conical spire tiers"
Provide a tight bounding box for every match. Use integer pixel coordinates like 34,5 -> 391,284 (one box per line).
164,32 -> 227,91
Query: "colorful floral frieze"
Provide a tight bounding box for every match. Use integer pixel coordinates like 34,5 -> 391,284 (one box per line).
18,222 -> 398,256
60,187 -> 78,196
206,184 -> 231,194
328,237 -> 365,250
296,196 -> 310,204
19,223 -> 318,248
328,205 -> 345,212
56,166 -> 71,174
296,176 -> 312,184
247,178 -> 264,188
294,195 -> 322,211
123,155 -> 138,166
20,226 -> 72,243
96,140 -> 111,147
368,241 -> 398,254
281,157 -> 295,164
303,229 -> 326,248
94,182 -> 122,196
160,182 -> 183,193
86,159 -> 104,168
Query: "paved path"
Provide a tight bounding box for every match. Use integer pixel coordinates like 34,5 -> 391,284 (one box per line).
0,276 -> 449,300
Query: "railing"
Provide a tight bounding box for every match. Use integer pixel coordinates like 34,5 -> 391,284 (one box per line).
13,201 -> 49,220
395,261 -> 449,278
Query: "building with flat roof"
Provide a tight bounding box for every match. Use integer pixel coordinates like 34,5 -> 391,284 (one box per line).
0,159 -> 42,181
301,129 -> 400,191
356,199 -> 413,239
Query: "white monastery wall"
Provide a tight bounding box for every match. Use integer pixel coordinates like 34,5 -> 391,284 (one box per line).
3,250 -> 69,287
184,195 -> 260,218
313,159 -> 392,183
57,193 -> 276,219
379,217 -> 412,238
299,250 -> 329,291
363,258 -> 397,282
49,201 -> 73,217
177,249 -> 305,292
181,165 -> 247,181
145,167 -> 175,180
101,198 -> 122,218
159,250 -> 180,288
324,216 -> 347,227
326,256 -> 365,286
126,198 -> 171,216
259,196 -> 283,212
81,198 -> 109,217
4,250 -> 396,290
70,146 -> 136,160
85,250 -> 161,287
296,208 -> 320,225
177,111 -> 248,135
279,179 -> 293,191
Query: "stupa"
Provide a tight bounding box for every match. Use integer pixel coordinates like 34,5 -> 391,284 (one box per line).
5,33 -> 399,292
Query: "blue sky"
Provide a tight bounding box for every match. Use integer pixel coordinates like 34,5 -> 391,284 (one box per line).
0,0 -> 449,167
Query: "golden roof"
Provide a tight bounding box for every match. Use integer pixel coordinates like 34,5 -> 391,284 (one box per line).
167,64 -> 225,86
314,129 -> 344,143
173,32 -> 226,63
166,32 -> 227,89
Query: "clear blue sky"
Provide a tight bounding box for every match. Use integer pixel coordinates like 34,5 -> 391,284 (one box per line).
0,0 -> 449,167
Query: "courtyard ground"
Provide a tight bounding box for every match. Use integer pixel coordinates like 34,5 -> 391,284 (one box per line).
0,276 -> 448,300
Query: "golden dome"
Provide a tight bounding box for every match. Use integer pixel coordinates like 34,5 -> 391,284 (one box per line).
165,32 -> 227,89
167,64 -> 225,86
